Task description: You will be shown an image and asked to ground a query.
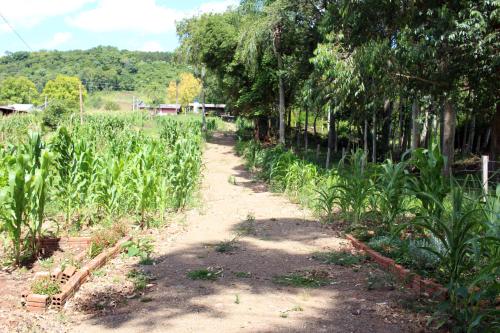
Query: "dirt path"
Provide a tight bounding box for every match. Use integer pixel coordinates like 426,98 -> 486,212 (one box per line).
72,132 -> 425,333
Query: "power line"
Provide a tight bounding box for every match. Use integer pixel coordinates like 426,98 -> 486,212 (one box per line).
0,10 -> 33,51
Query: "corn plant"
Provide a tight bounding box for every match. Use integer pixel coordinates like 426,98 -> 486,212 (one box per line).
314,173 -> 341,223
335,149 -> 374,225
25,150 -> 52,254
407,144 -> 449,218
402,183 -> 499,331
0,154 -> 29,264
375,159 -> 409,233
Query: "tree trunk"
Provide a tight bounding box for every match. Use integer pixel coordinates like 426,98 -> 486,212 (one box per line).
397,99 -> 404,154
483,127 -> 491,150
381,99 -> 392,158
411,99 -> 420,150
443,100 -> 456,176
276,51 -> 286,145
326,106 -> 335,168
372,109 -> 376,162
304,107 -> 309,151
201,85 -> 206,131
296,110 -> 301,148
420,106 -> 430,147
467,115 -> 476,154
255,115 -> 269,141
313,110 -> 318,136
363,118 -> 368,156
461,113 -> 469,151
490,104 -> 500,161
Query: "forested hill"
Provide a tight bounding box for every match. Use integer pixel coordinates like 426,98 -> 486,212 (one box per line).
0,46 -> 187,92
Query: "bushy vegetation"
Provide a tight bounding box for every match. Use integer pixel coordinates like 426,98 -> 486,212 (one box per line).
236,119 -> 499,331
0,112 -> 213,266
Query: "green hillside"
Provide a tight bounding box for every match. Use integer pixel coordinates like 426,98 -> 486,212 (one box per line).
0,46 -> 188,92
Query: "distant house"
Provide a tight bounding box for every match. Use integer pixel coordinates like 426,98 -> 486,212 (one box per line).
189,102 -> 226,115
0,104 -> 35,115
156,104 -> 181,116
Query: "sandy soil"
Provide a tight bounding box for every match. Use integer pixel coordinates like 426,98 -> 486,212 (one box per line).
66,132 -> 428,333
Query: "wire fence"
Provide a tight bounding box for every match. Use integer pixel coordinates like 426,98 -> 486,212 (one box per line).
454,158 -> 499,194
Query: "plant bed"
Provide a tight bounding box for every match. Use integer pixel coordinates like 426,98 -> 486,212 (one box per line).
0,236 -> 93,312
346,234 -> 447,299
21,235 -> 131,312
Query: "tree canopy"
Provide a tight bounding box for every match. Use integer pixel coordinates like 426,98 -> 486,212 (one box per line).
177,0 -> 499,161
0,76 -> 39,105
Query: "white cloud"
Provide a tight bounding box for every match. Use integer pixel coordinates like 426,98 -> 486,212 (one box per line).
67,0 -> 237,34
0,0 -> 95,29
45,32 -> 73,49
197,0 -> 238,15
140,41 -> 163,52
67,0 -> 180,33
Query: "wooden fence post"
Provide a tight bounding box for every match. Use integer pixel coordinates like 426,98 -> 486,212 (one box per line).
482,155 -> 489,199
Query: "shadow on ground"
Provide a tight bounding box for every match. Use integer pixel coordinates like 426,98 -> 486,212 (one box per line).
73,223 -> 426,333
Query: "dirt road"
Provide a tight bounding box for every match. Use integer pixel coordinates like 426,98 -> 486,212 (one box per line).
72,132 -> 425,333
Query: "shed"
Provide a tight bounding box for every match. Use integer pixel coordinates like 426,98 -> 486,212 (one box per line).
156,104 -> 181,116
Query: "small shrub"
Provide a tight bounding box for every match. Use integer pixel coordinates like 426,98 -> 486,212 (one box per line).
104,100 -> 120,111
42,100 -> 75,129
127,269 -> 151,291
122,237 -> 154,264
215,238 -> 238,253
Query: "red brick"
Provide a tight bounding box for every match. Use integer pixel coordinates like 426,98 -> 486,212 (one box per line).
27,294 -> 49,304
62,265 -> 77,279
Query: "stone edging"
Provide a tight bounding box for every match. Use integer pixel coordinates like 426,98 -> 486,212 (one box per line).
25,236 -> 131,312
346,234 -> 447,299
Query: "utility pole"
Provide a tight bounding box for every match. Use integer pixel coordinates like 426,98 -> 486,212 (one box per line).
201,66 -> 206,131
79,83 -> 83,125
175,79 -> 179,114
132,96 -> 135,111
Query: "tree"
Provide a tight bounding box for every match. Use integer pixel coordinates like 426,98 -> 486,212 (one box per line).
167,73 -> 201,109
42,75 -> 86,107
0,76 -> 39,104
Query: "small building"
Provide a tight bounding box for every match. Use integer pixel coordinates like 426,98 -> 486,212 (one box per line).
0,104 -> 35,115
156,104 -> 181,116
189,102 -> 226,115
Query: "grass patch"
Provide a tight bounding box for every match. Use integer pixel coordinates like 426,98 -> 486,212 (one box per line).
127,269 -> 151,291
215,238 -> 238,253
187,267 -> 222,281
234,271 -> 251,278
312,251 -> 366,267
31,277 -> 61,296
273,271 -> 329,288
228,175 -> 237,185
37,257 -> 54,270
92,269 -> 106,277
366,271 -> 395,291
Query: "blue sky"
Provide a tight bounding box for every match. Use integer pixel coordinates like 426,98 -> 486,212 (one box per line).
0,0 -> 238,55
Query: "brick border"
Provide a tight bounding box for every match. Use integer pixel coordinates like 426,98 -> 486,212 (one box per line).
346,234 -> 447,298
24,235 -> 131,312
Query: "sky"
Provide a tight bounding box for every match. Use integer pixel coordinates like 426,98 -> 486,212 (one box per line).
0,0 -> 238,55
